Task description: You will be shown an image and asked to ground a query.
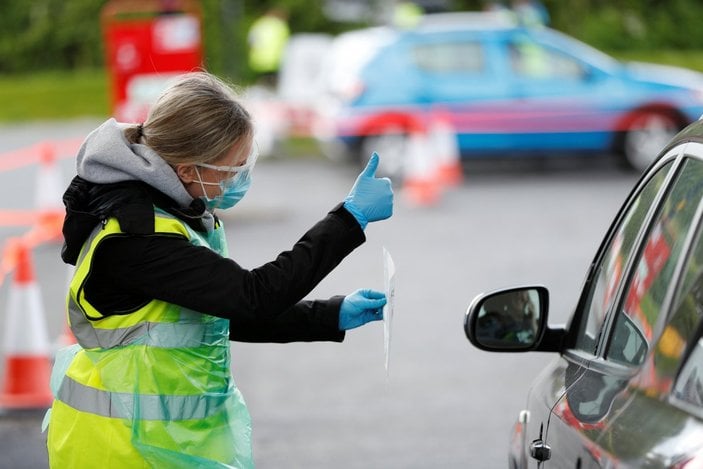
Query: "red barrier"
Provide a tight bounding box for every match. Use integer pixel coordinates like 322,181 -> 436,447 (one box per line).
0,138 -> 81,172
0,210 -> 39,227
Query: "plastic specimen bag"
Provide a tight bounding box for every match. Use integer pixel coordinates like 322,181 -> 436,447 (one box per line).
383,247 -> 396,376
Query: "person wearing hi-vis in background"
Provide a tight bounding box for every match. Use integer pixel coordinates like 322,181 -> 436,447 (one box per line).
44,71 -> 393,468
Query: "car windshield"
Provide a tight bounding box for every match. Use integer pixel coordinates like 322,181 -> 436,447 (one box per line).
536,28 -> 620,73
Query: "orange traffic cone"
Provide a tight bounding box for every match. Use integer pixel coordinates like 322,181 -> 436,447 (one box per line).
401,123 -> 442,207
0,242 -> 53,411
28,142 -> 64,246
430,108 -> 463,187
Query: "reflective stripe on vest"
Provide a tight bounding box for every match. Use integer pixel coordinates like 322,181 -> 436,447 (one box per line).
57,375 -> 229,421
64,302 -> 223,350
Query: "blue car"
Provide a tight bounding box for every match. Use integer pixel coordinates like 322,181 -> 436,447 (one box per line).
324,12 -> 703,177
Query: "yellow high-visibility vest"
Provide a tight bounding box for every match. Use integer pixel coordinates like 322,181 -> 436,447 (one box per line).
46,209 -> 252,468
248,15 -> 290,73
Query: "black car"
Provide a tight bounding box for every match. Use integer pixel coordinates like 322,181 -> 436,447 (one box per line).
465,118 -> 703,468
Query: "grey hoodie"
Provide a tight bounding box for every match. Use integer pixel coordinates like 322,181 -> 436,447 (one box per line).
75,118 -> 215,229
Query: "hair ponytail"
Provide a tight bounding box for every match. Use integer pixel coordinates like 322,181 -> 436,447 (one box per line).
124,123 -> 144,144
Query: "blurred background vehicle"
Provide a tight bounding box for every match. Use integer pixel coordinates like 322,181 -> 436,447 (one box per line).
312,26 -> 399,161
244,33 -> 333,157
277,33 -> 333,138
320,11 -> 703,179
464,118 -> 703,467
243,27 -> 396,159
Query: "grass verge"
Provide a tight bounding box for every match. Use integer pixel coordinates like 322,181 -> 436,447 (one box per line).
0,69 -> 109,123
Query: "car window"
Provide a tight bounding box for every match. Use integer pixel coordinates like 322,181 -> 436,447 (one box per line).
674,338 -> 703,409
508,39 -> 584,80
607,159 -> 703,366
670,257 -> 703,409
411,41 -> 484,74
669,190 -> 703,408
574,161 -> 673,354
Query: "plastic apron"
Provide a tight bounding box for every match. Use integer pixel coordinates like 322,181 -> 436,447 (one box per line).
45,209 -> 253,468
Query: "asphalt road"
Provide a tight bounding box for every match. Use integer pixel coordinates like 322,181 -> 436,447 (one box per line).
0,120 -> 639,468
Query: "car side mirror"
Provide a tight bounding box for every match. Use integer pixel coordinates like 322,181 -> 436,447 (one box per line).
464,286 -> 558,352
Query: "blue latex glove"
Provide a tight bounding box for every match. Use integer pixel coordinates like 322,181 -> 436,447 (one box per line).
344,152 -> 394,229
339,289 -> 387,331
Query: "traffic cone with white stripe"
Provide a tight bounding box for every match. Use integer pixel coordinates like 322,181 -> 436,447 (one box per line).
401,123 -> 442,207
30,142 -> 64,245
0,241 -> 53,411
430,108 -> 463,187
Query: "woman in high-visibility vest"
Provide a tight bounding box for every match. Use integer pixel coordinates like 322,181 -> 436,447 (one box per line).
45,71 -> 393,468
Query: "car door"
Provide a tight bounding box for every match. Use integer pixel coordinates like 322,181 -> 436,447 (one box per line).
543,150 -> 703,467
524,150 -> 677,468
407,32 -> 519,153
499,32 -> 622,154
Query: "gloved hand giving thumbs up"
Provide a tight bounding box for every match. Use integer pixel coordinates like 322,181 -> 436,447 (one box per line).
344,152 -> 394,229
339,289 -> 386,331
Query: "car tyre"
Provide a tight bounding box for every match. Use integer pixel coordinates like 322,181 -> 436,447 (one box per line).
360,127 -> 408,183
621,110 -> 681,173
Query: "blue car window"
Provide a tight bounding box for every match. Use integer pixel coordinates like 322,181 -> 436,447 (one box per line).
411,41 -> 484,74
607,158 -> 703,367
575,161 -> 672,355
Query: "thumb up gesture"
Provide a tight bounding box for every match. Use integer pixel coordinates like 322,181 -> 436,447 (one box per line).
343,152 -> 394,229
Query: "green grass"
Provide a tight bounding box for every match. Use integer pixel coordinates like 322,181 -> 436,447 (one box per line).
1,50 -> 703,123
0,69 -> 109,122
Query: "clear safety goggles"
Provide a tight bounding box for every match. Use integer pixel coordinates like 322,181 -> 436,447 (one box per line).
196,142 -> 259,186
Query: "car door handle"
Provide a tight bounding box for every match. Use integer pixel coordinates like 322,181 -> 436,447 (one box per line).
529,438 -> 552,462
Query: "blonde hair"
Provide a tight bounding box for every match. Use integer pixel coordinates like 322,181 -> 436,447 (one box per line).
124,72 -> 253,165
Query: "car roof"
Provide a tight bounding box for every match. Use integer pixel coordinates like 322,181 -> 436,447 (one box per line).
665,118 -> 703,153
414,11 -> 519,33
392,13 -> 622,71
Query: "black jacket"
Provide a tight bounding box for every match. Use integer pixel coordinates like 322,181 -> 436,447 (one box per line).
62,176 -> 366,343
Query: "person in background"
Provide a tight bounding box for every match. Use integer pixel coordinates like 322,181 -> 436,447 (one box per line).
483,0 -> 510,13
392,1 -> 423,29
248,7 -> 290,87
45,71 -> 394,468
511,0 -> 550,27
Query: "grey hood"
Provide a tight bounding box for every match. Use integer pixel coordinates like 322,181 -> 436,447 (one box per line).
76,118 -> 194,208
